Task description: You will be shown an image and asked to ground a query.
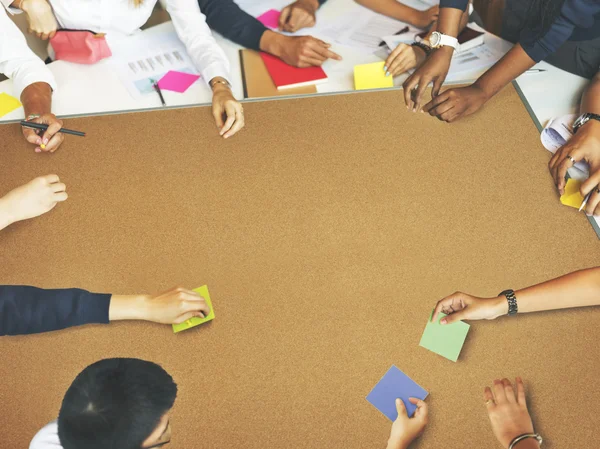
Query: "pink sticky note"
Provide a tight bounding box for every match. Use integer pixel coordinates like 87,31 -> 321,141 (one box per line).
157,70 -> 201,93
257,9 -> 281,29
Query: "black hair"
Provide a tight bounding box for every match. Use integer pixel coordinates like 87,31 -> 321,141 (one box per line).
526,0 -> 568,39
58,358 -> 177,449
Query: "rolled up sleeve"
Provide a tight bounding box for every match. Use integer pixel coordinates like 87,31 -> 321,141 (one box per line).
0,8 -> 57,98
440,0 -> 469,11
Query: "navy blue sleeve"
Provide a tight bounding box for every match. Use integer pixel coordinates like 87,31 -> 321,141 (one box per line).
198,0 -> 269,51
0,286 -> 111,336
520,0 -> 600,63
439,0 -> 468,11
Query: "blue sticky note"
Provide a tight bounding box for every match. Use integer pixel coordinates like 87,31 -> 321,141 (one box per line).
366,365 -> 428,420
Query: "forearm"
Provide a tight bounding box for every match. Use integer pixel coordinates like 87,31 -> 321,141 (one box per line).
21,82 -> 53,117
436,6 -> 464,37
108,294 -> 151,321
580,73 -> 600,115
512,267 -> 600,314
355,0 -> 421,24
0,199 -> 13,230
424,9 -> 469,41
474,44 -> 535,99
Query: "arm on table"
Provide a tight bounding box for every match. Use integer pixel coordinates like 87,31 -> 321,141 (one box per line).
0,286 -> 211,336
432,267 -> 600,324
355,0 -> 439,28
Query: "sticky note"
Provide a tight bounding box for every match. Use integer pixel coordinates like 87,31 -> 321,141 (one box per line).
419,312 -> 470,362
0,92 -> 22,117
353,62 -> 393,91
257,9 -> 281,28
366,365 -> 428,420
172,285 -> 215,333
157,70 -> 201,93
560,178 -> 585,209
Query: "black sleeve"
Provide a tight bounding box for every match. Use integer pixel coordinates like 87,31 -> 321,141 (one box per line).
198,0 -> 269,51
0,285 -> 111,336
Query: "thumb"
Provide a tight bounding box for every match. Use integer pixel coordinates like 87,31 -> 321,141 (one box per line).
279,7 -> 291,29
173,310 -> 205,324
432,77 -> 443,98
22,127 -> 42,145
395,398 -> 407,418
441,309 -> 468,325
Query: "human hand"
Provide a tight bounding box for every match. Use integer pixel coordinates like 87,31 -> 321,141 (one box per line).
0,175 -> 67,229
387,398 -> 428,449
484,378 -> 538,449
21,114 -> 65,153
432,292 -> 508,324
548,120 -> 600,215
140,287 -> 211,324
20,0 -> 58,40
412,6 -> 439,28
402,46 -> 453,112
279,0 -> 319,33
384,44 -> 427,77
423,84 -> 489,122
211,82 -> 244,139
277,35 -> 342,67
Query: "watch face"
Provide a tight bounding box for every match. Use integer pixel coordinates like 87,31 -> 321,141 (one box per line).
430,32 -> 440,47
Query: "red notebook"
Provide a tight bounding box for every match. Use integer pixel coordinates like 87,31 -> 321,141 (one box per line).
259,52 -> 328,90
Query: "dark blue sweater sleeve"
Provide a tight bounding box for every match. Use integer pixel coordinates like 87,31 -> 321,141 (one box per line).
519,0 -> 600,62
0,286 -> 111,336
439,0 -> 468,11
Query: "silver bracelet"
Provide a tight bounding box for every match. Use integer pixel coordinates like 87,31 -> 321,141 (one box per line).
509,433 -> 543,449
210,79 -> 231,89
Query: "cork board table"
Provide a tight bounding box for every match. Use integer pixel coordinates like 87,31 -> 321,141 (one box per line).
1,86 -> 599,449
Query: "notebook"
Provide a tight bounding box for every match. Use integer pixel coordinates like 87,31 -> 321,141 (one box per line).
259,52 -> 328,90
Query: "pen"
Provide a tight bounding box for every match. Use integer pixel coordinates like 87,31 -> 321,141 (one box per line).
19,121 -> 86,137
525,69 -> 546,74
378,26 -> 410,47
579,192 -> 591,212
152,80 -> 166,107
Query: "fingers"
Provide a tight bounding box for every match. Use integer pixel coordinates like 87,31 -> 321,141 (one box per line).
432,292 -> 468,322
502,378 -> 517,403
483,387 -> 495,409
308,39 -> 341,61
554,156 -> 576,194
41,118 -> 63,146
279,6 -> 292,30
402,74 -> 419,109
412,76 -> 433,112
286,9 -> 315,32
53,191 -> 68,202
584,185 -> 600,215
223,105 -> 245,139
440,307 -> 467,324
423,91 -> 450,114
22,127 -> 42,148
212,103 -> 225,129
43,174 -> 60,184
408,397 -> 428,419
515,377 -> 527,406
581,170 -> 600,198
51,182 -> 66,193
220,103 -> 237,136
431,77 -> 444,99
43,131 -> 65,153
492,379 -> 507,403
385,45 -> 413,77
395,398 -> 407,418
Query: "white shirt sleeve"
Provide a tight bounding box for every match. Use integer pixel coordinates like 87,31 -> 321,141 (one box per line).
29,421 -> 63,449
1,0 -> 21,15
165,0 -> 231,87
0,8 -> 57,98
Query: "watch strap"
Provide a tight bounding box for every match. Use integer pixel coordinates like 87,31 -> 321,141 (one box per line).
499,289 -> 518,315
573,112 -> 600,134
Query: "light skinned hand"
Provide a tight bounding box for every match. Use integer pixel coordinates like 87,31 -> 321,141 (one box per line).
547,120 -> 600,215
279,0 -> 318,33
432,292 -> 508,324
0,175 -> 67,227
387,398 -> 428,449
423,84 -> 489,122
141,287 -> 211,324
20,0 -> 58,40
21,114 -> 65,153
413,6 -> 439,28
279,35 -> 342,67
384,44 -> 426,78
484,378 -> 537,449
402,46 -> 453,112
211,85 -> 244,139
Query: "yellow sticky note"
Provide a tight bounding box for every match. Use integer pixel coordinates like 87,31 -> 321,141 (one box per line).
354,62 -> 394,91
172,285 -> 215,333
0,92 -> 22,117
560,178 -> 585,209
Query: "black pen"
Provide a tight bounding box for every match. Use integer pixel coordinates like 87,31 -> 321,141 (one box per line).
19,121 -> 86,137
378,26 -> 410,47
152,80 -> 166,107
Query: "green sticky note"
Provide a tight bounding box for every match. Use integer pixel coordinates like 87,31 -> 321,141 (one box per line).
354,62 -> 393,90
0,92 -> 22,117
419,312 -> 470,362
172,285 -> 215,333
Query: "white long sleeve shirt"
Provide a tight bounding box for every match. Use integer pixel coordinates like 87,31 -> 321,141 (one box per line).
0,7 -> 57,98
29,421 -> 61,449
3,0 -> 231,86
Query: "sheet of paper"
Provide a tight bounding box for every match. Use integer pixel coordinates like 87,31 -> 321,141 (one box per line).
257,9 -> 281,28
560,178 -> 585,209
109,31 -> 200,99
354,61 -> 393,90
541,114 -> 589,175
444,45 -> 504,82
366,365 -> 428,420
419,312 -> 470,362
339,9 -> 413,51
0,92 -> 22,117
172,285 -> 215,333
158,70 -> 200,93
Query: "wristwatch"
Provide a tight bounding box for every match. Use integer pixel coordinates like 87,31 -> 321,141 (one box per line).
499,289 -> 518,316
429,31 -> 458,50
573,112 -> 600,134
509,433 -> 543,449
209,78 -> 231,89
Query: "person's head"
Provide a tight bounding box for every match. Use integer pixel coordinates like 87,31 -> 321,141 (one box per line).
58,358 -> 178,449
